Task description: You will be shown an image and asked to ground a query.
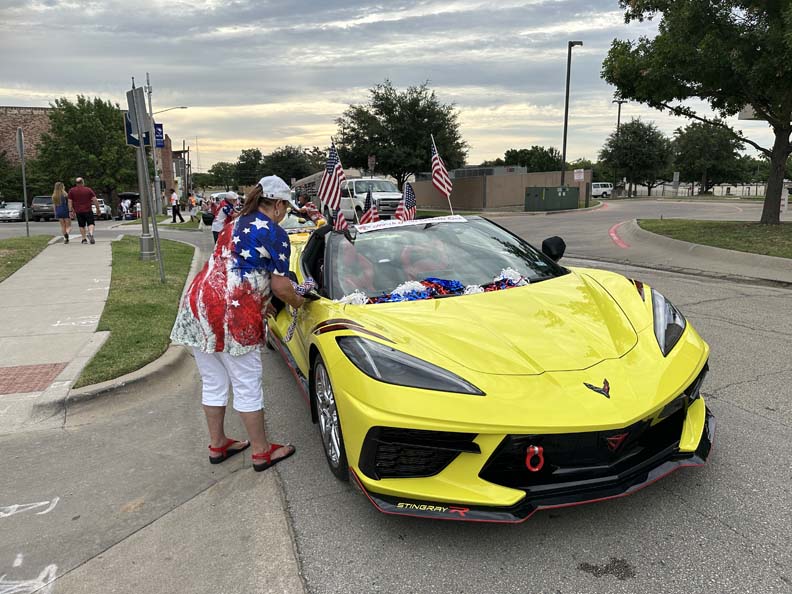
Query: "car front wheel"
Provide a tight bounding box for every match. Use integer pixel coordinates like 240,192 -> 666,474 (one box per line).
313,354 -> 349,481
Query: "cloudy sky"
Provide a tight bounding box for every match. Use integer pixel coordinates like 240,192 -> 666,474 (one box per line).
0,0 -> 775,171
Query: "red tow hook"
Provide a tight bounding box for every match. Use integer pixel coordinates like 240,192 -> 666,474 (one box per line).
525,445 -> 544,472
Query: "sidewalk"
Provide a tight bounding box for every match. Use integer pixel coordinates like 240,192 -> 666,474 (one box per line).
0,237 -> 111,434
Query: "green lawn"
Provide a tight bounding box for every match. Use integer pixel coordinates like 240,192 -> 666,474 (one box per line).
120,214 -> 169,226
165,218 -> 201,230
74,236 -> 195,388
639,219 -> 792,259
0,235 -> 52,283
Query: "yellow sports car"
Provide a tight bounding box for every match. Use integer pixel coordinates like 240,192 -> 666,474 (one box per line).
268,214 -> 713,522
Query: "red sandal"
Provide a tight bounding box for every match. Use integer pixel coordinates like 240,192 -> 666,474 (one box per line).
252,443 -> 296,472
208,438 -> 250,464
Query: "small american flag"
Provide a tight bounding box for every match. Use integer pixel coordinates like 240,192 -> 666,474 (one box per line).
431,136 -> 453,202
317,142 -> 346,212
395,182 -> 417,221
359,188 -> 380,224
334,209 -> 349,231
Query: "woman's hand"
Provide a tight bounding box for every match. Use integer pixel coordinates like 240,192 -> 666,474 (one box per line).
271,274 -> 305,309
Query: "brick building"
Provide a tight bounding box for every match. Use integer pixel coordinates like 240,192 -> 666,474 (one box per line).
0,106 -> 52,163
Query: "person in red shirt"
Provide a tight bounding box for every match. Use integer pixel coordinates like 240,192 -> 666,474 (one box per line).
67,177 -> 101,244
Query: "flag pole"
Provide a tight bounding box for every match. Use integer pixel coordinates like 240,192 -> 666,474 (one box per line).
332,137 -> 359,224
431,134 -> 454,215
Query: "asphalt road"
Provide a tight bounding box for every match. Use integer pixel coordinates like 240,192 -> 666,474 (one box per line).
1,202 -> 790,593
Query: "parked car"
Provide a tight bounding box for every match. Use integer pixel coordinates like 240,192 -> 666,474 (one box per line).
31,195 -> 54,221
266,216 -> 713,522
319,178 -> 403,222
97,198 -> 112,220
0,201 -> 32,222
592,182 -> 614,198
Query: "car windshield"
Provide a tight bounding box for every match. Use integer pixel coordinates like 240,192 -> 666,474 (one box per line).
33,197 -> 50,204
280,211 -> 317,231
353,180 -> 398,194
325,217 -> 567,301
0,202 -> 23,209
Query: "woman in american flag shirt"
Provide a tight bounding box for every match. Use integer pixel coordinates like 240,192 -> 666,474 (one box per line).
171,176 -> 305,472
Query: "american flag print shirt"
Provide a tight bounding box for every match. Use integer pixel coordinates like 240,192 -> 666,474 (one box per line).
170,212 -> 291,355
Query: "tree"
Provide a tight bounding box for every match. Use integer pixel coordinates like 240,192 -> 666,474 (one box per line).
304,146 -> 328,173
235,148 -> 264,186
568,158 -> 609,182
191,172 -> 214,190
335,80 -> 468,189
208,161 -> 236,189
599,119 -> 673,196
504,146 -> 563,172
262,146 -> 314,183
479,157 -> 505,167
602,1 -> 792,224
673,121 -> 744,193
35,96 -> 138,204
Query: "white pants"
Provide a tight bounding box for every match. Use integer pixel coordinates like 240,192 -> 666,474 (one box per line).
193,348 -> 263,412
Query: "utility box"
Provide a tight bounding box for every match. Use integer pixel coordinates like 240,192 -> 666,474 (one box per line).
524,187 -> 580,212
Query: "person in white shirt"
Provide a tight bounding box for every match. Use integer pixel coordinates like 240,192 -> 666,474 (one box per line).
170,188 -> 185,223
211,191 -> 238,243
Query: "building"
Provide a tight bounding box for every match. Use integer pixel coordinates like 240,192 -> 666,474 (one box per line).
0,106 -> 51,163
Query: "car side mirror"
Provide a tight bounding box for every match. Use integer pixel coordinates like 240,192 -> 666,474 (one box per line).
541,236 -> 566,262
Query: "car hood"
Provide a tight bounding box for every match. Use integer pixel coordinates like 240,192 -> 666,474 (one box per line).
344,272 -> 638,376
369,192 -> 402,201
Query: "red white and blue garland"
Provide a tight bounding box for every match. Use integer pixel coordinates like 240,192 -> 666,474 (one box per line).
336,268 -> 528,305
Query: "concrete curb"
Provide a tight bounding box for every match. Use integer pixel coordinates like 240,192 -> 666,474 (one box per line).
32,236 -> 203,416
423,201 -> 604,219
620,219 -> 792,286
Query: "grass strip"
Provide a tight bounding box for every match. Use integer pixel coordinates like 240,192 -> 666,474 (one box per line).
0,235 -> 52,283
638,219 -> 792,259
120,215 -> 169,226
73,236 -> 194,388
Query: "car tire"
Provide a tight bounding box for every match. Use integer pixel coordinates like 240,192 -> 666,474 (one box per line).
312,353 -> 349,481
355,206 -> 363,222
601,192 -> 609,198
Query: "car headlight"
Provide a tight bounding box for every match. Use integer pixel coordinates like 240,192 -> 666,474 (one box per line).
652,290 -> 686,356
336,336 -> 484,395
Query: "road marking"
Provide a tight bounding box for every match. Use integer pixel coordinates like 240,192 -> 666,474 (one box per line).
608,221 -> 631,249
12,555 -> 22,568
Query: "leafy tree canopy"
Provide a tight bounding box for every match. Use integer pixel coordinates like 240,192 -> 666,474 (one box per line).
36,96 -> 138,199
673,121 -> 744,191
602,1 -> 792,222
335,80 -> 468,189
235,148 -> 264,187
262,145 -> 317,183
504,146 -> 562,172
599,118 -> 673,195
208,161 -> 236,189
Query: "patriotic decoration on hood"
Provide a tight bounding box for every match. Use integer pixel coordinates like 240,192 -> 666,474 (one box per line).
431,134 -> 454,213
334,210 -> 349,231
395,182 -> 417,221
317,142 -> 346,211
359,189 -> 380,224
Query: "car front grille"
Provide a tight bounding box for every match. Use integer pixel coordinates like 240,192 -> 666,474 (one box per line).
479,367 -> 708,494
358,427 -> 480,480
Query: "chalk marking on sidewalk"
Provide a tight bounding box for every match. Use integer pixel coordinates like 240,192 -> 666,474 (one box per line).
608,221 -> 631,249
0,563 -> 57,594
51,315 -> 99,328
12,555 -> 22,568
0,498 -> 59,519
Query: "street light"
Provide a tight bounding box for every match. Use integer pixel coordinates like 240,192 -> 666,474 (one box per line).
153,106 -> 188,115
612,98 -> 627,197
560,40 -> 583,188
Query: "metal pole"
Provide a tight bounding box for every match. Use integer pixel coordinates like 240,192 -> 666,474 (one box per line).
20,157 -> 29,239
612,99 -> 626,197
560,41 -> 582,187
146,73 -> 162,216
129,85 -> 156,262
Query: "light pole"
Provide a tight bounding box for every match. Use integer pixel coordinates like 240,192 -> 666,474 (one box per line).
612,98 -> 627,197
560,40 -> 583,188
153,106 -> 188,115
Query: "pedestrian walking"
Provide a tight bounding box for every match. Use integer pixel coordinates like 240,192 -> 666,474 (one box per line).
67,177 -> 101,244
211,191 -> 238,243
170,176 -> 310,472
188,192 -> 197,222
170,188 -> 185,223
51,182 -> 71,243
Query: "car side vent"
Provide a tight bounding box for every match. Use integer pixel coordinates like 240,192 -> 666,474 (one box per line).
358,427 -> 480,480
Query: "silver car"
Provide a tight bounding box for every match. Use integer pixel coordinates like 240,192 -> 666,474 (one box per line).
0,201 -> 31,222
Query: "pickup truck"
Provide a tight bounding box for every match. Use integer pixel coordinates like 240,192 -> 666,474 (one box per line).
322,178 -> 403,221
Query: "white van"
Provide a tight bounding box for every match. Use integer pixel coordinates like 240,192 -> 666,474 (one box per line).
591,182 -> 614,198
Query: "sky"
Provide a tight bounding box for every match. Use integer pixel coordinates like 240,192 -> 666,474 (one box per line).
0,0 -> 776,172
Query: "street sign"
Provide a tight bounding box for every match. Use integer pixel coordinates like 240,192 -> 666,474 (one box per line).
368,154 -> 376,171
573,168 -> 584,182
124,112 -> 150,147
16,128 -> 24,159
154,123 -> 164,148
